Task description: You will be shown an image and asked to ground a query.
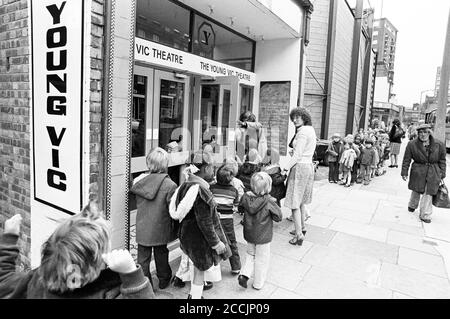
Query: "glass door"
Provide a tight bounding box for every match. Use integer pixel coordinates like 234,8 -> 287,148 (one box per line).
193,76 -> 239,165
153,70 -> 191,184
131,66 -> 154,173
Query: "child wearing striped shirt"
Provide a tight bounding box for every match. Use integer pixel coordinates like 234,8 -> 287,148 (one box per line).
210,164 -> 241,275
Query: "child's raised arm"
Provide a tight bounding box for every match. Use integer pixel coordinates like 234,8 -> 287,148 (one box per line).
0,214 -> 28,298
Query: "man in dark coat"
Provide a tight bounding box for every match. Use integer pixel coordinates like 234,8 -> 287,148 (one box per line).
401,124 -> 447,223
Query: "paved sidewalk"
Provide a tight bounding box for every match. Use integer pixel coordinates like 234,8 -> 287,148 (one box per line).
142,140 -> 450,299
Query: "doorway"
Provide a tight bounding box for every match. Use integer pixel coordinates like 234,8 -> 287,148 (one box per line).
193,76 -> 240,165
131,67 -> 191,185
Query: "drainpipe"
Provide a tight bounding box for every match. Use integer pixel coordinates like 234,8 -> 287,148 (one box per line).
321,0 -> 337,139
345,0 -> 364,135
359,9 -> 374,130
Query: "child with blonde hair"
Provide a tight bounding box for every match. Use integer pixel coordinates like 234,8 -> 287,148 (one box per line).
237,172 -> 282,290
0,202 -> 153,299
130,147 -> 177,290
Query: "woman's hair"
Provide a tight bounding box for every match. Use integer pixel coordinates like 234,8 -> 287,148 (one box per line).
39,201 -> 110,293
393,119 -> 400,126
289,107 -> 312,126
146,147 -> 169,173
239,111 -> 256,123
216,164 -> 234,185
250,172 -> 272,195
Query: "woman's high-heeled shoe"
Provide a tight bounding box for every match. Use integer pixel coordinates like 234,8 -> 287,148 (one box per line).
289,230 -> 307,236
289,236 -> 304,246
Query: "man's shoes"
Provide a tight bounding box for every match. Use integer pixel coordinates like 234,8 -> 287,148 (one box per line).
420,217 -> 431,224
172,276 -> 185,288
203,281 -> 213,290
408,207 -> 415,212
238,275 -> 249,288
231,270 -> 240,275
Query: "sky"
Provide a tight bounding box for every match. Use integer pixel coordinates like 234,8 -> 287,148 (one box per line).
348,0 -> 450,108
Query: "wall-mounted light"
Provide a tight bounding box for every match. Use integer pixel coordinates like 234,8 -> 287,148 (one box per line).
208,5 -> 214,15
229,17 -> 235,27
174,72 -> 187,79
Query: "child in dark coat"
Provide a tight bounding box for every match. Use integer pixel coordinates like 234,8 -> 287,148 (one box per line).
237,148 -> 261,192
326,133 -> 343,183
261,149 -> 287,207
359,138 -> 377,185
237,172 -> 282,290
0,202 -> 153,299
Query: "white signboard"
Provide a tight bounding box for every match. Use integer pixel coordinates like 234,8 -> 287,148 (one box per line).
135,38 -> 256,86
31,0 -> 85,215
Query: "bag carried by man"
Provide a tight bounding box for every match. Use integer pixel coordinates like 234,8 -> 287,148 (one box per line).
432,181 -> 450,209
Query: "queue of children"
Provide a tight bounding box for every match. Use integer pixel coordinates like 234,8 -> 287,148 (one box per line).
325,128 -> 391,187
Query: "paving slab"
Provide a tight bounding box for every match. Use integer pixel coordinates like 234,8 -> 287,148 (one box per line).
373,201 -> 422,227
329,218 -> 389,243
379,263 -> 450,299
329,198 -> 380,214
328,232 -> 399,264
295,266 -> 392,299
423,209 -> 450,243
398,247 -> 448,278
316,205 -> 374,224
266,255 -> 311,291
270,232 -> 314,261
392,292 -> 416,299
387,230 -> 440,256
301,244 -> 382,283
370,220 -> 425,237
304,214 -> 335,229
270,287 -> 307,299
301,224 -> 337,246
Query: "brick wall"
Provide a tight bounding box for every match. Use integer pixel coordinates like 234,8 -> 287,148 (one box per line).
328,1 -> 354,137
0,0 -> 31,269
0,0 -> 105,266
303,0 -> 329,138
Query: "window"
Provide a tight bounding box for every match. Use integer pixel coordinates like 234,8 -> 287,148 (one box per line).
192,15 -> 254,71
158,79 -> 185,151
132,75 -> 147,157
136,0 -> 191,52
240,85 -> 253,114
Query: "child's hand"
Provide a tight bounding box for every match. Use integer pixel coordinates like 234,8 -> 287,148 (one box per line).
212,241 -> 226,255
102,249 -> 137,274
4,214 -> 22,236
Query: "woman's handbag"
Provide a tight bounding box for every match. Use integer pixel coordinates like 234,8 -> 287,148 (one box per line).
432,181 -> 450,209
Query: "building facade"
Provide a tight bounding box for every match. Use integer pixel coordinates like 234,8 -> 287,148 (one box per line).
0,0 -> 314,267
302,0 -> 376,139
372,17 -> 397,100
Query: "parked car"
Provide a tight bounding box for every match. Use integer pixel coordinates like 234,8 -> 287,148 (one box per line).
314,138 -> 330,166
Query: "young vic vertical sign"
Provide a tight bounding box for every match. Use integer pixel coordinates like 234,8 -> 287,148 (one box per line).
31,0 -> 85,215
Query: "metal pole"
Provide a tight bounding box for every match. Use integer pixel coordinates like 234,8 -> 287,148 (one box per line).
434,8 -> 450,142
